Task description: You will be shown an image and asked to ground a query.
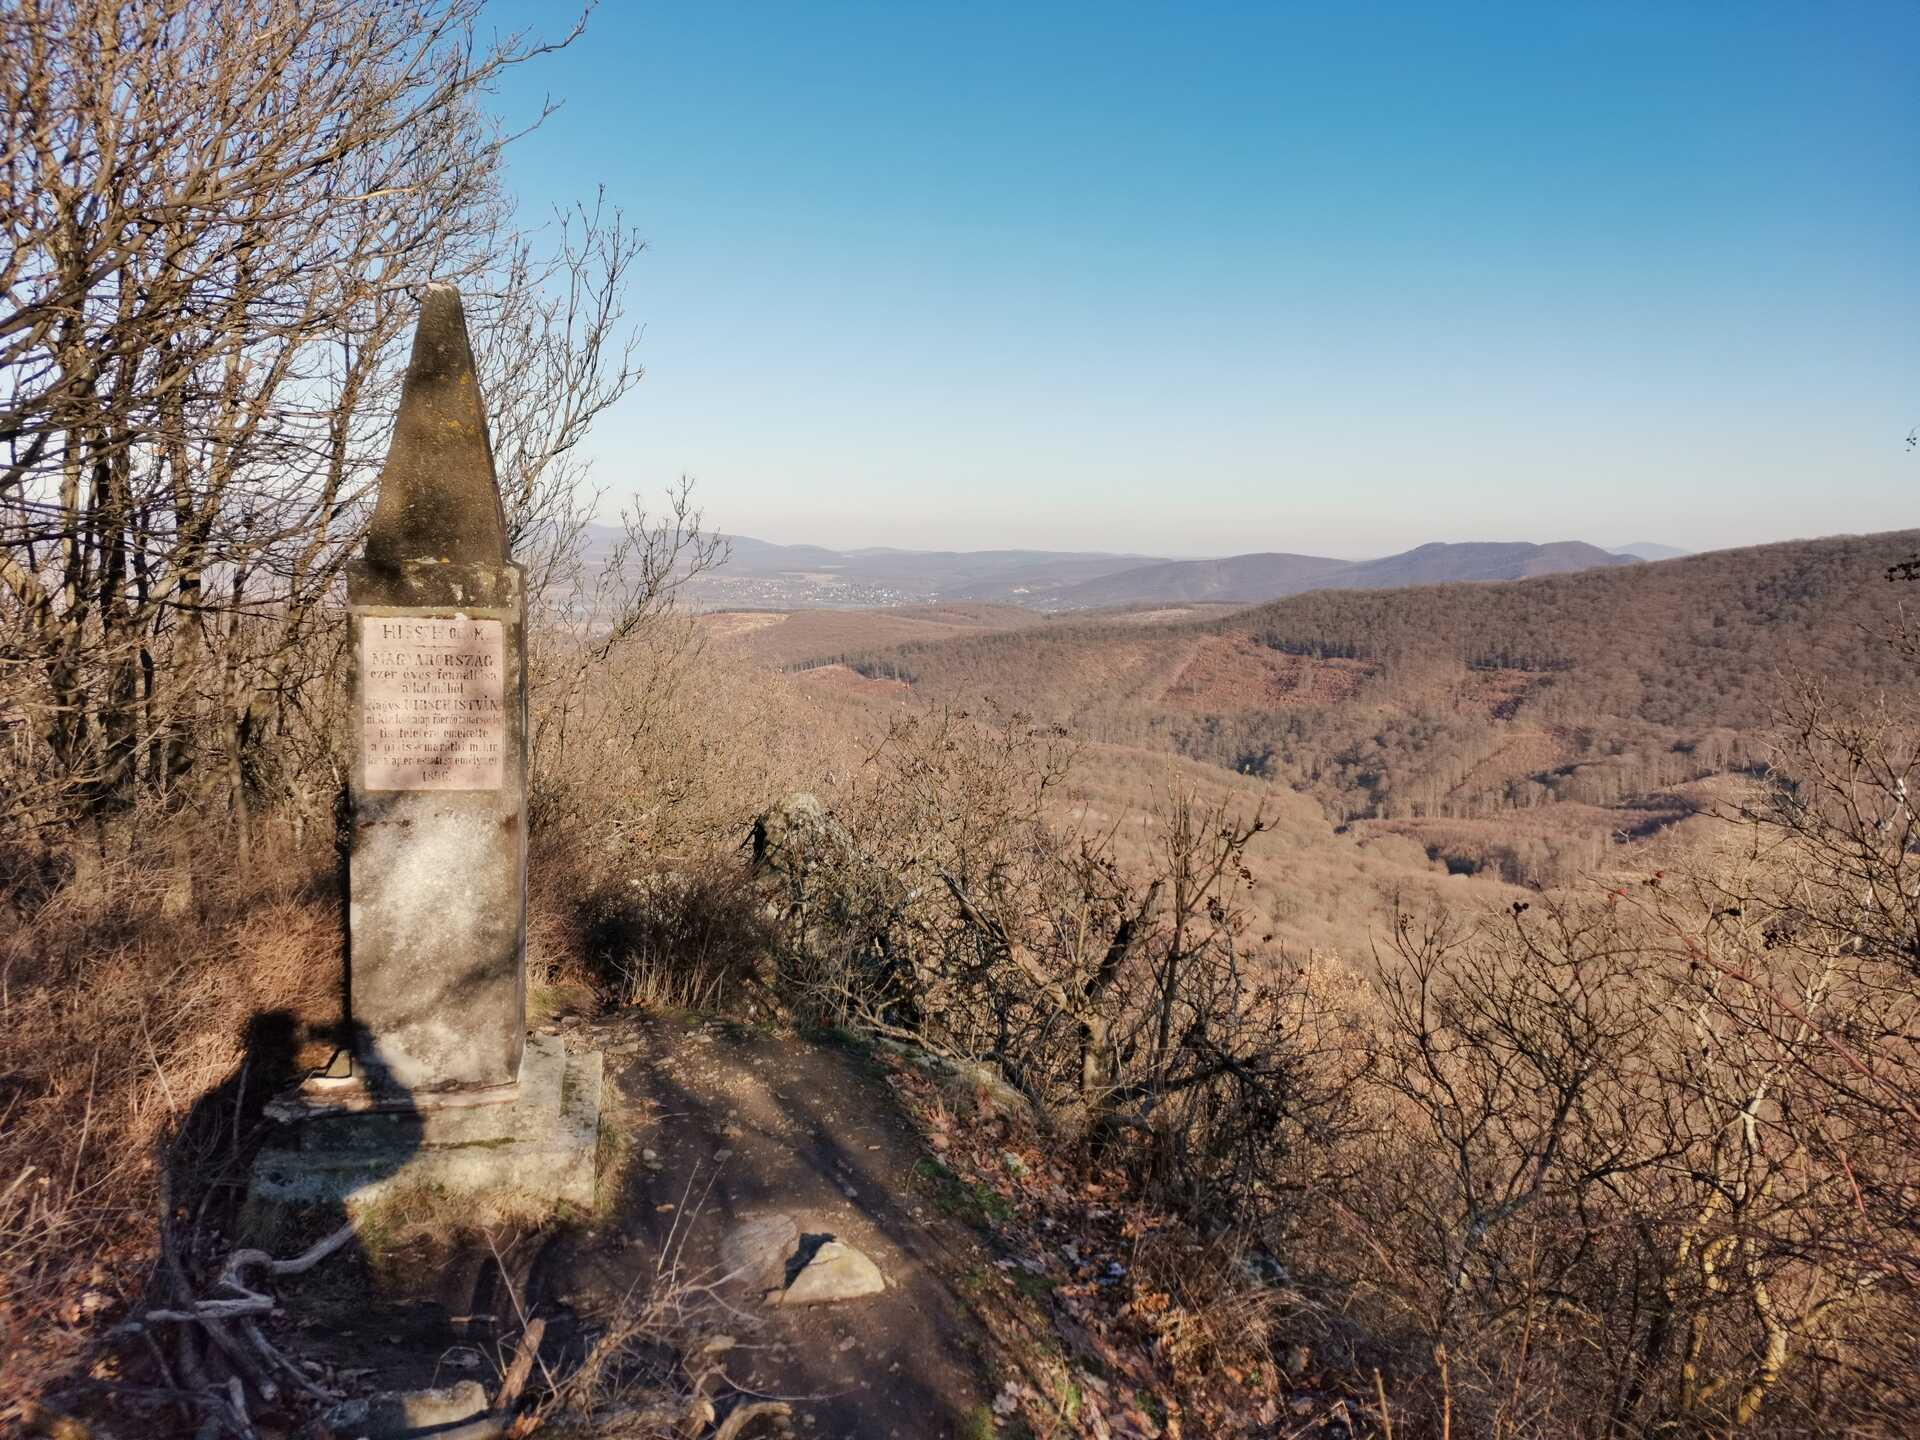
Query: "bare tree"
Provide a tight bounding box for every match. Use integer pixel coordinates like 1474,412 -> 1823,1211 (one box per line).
0,0 -> 592,857
474,193 -> 652,611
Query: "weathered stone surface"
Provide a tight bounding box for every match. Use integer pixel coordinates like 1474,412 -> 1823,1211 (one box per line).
949,1059 -> 1034,1123
346,285 -> 527,1096
346,762 -> 527,1092
718,1214 -> 886,1306
873,1038 -> 1036,1126
720,1213 -> 800,1296
774,1239 -> 886,1306
364,284 -> 507,570
322,1379 -> 489,1438
750,792 -> 856,884
254,286 -> 600,1231
252,1036 -> 598,1212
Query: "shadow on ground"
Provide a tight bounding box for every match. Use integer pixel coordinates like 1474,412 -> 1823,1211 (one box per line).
532,1010 -> 999,1438
238,1006 -> 1001,1438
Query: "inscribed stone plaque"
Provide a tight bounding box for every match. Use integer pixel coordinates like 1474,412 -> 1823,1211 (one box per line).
361,617 -> 506,790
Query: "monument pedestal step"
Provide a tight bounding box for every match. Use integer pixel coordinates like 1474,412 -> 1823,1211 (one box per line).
250,1035 -> 601,1214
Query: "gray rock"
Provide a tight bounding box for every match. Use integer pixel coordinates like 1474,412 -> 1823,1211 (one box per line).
721,1212 -> 800,1295
250,1036 -> 600,1214
750,793 -> 859,894
948,1059 -> 1035,1125
323,1379 -> 489,1438
721,1215 -> 886,1305
774,1240 -> 885,1306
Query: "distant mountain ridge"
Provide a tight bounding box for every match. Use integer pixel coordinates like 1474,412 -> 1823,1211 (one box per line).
1611,542 -> 1691,562
713,535 -> 1162,595
618,526 -> 1682,609
817,527 -> 1918,745
1050,552 -> 1353,607
1048,540 -> 1635,608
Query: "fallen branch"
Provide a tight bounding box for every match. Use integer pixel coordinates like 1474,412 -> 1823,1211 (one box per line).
154,1172 -> 274,1403
145,1298 -> 275,1324
240,1318 -> 340,1402
140,1220 -> 358,1412
494,1316 -> 547,1411
218,1221 -> 355,1290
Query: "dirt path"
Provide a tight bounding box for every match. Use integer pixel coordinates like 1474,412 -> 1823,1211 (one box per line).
538,1011 -> 999,1437
267,1009 -> 1003,1437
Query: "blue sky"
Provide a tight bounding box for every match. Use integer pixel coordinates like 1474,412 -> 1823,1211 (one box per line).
487,1 -> 1918,557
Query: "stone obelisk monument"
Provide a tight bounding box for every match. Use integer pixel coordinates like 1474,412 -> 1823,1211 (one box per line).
254,288 -> 597,1213
346,284 -> 526,1097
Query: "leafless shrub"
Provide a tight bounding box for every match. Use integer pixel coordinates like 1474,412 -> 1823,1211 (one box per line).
0,0 -> 658,878
529,484 -> 737,848
1125,1226 -> 1283,1375
573,864 -> 779,1012
535,1196 -> 791,1438
1302,667 -> 1920,1437
756,704 -> 1363,1232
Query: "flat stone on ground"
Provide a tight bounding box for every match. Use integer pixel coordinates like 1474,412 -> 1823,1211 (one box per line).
720,1212 -> 886,1305
775,1238 -> 886,1306
720,1213 -> 800,1296
322,1379 -> 488,1438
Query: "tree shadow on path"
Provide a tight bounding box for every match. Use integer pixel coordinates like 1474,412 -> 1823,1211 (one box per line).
123,1012 -> 429,1437
532,1013 -> 1002,1440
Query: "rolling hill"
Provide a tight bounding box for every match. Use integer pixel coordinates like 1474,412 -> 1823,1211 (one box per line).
687,535 -> 1169,607
669,531 -> 1649,612
1315,539 -> 1635,589
1047,552 -> 1352,607
782,528 -> 1918,888
1050,539 -> 1635,608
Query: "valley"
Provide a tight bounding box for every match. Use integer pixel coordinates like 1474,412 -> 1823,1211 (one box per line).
672,529 -> 1678,610
706,528 -> 1914,899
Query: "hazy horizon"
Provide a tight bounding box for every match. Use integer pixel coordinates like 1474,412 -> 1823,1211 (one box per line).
691,527 -> 1831,565
491,2 -> 1918,556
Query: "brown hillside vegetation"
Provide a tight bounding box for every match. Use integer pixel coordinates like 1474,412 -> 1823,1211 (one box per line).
1160,636 -> 1380,711
1050,538 -> 1635,609
12,1 -> 1920,1436
1058,738 -> 1529,958
825,530 -> 1916,730
793,661 -> 917,703
697,601 -> 1049,668
806,529 -> 1917,886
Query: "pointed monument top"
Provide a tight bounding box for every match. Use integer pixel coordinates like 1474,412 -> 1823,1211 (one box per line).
365,285 -> 509,569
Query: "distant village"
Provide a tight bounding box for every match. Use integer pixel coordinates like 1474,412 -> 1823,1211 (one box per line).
686,570 -> 931,610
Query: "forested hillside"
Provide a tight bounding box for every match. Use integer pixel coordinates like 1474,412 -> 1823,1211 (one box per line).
802,530 -> 1917,884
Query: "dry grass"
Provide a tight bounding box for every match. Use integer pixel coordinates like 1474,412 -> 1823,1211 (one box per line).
698,602 -> 1048,669
1124,1227 -> 1283,1375
0,819 -> 338,1412
565,863 -> 778,1012
533,1192 -> 789,1438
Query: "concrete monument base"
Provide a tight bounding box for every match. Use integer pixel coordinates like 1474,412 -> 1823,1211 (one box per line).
250,1036 -> 601,1214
